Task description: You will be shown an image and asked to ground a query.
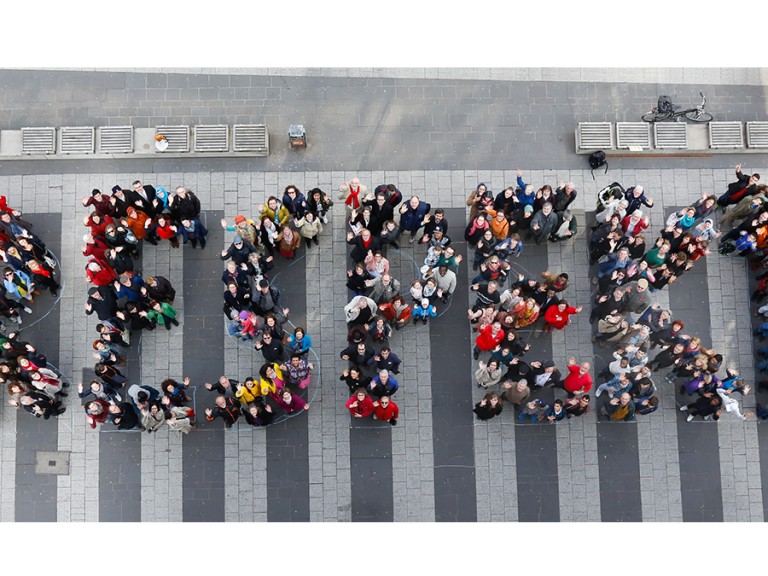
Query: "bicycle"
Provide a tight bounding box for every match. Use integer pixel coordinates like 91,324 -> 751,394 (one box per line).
641,92 -> 713,123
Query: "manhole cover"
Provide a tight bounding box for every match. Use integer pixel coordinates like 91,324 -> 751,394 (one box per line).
35,451 -> 71,475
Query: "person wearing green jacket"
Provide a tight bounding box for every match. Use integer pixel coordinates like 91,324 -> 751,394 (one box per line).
146,300 -> 179,330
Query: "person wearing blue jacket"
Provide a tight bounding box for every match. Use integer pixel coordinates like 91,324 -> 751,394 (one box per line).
398,196 -> 431,243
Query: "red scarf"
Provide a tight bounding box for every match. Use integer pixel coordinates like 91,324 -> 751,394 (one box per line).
345,186 -> 361,209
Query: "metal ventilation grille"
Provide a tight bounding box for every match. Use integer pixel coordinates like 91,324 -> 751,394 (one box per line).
232,124 -> 269,154
746,122 -> 768,148
654,123 -> 687,149
60,126 -> 95,153
98,126 -> 134,153
155,125 -> 190,152
576,122 -> 614,150
194,125 -> 229,152
21,127 -> 56,154
616,122 -> 651,149
708,122 -> 744,149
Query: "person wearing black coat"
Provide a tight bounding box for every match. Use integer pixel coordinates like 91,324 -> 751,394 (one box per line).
127,180 -> 161,217
168,187 -> 201,224
339,342 -> 375,368
254,332 -> 285,363
362,193 -> 395,236
717,164 -> 761,208
85,286 -> 118,321
346,229 -> 381,263
20,391 -> 65,419
143,275 -> 176,304
473,392 -> 503,421
223,282 -> 252,319
108,402 -> 140,430
220,237 -> 255,266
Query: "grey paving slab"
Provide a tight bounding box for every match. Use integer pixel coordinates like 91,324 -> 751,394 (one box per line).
350,423 -> 393,522
182,210 -> 226,522
432,209 -> 476,522
14,212 -> 61,522
265,249 -> 310,522
668,247 -> 724,522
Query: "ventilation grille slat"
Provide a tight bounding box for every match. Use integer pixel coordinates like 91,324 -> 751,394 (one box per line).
21,127 -> 56,154
654,123 -> 688,149
232,124 -> 269,154
194,125 -> 229,152
98,126 -> 134,153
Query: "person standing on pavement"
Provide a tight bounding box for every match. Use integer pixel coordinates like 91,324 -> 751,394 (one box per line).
398,196 -> 431,243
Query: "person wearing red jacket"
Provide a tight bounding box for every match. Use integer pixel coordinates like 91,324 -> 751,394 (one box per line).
345,389 -> 375,418
474,321 -> 505,360
562,357 -> 592,397
85,259 -> 116,287
85,398 -> 111,429
372,395 -> 399,425
543,301 -> 583,333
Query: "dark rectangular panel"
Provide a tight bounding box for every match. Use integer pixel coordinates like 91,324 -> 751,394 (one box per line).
512,236 -> 560,522
350,423 -> 393,522
584,211 -> 642,522
596,423 -> 643,521
98,253 -> 143,522
266,241 -> 310,522
432,208 -> 477,522
182,210 -> 226,522
14,213 -> 61,522
666,214 -> 723,523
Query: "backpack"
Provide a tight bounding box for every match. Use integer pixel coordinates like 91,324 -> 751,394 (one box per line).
588,150 -> 608,180
657,95 -> 674,113
718,241 -> 736,256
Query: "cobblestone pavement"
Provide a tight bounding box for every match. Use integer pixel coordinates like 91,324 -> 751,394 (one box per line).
1,68 -> 767,526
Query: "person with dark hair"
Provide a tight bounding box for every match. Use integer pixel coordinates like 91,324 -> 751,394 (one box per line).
307,188 -> 333,224
346,388 -> 375,418
369,346 -> 401,374
272,386 -> 308,414
473,391 -> 503,421
545,399 -> 567,423
564,395 -> 591,418
717,164 -> 761,209
281,354 -> 314,390
254,331 -> 285,363
281,185 -> 308,218
108,402 -> 140,430
146,299 -> 179,330
161,377 -> 191,407
679,392 -> 723,422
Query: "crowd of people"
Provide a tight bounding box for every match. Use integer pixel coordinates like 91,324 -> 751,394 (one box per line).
0,196 -> 68,419
208,184 -> 336,427
15,163 -> 764,433
81,182 -> 201,432
469,165 -> 759,424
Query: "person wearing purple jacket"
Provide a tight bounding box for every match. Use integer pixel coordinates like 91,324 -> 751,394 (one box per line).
272,386 -> 308,414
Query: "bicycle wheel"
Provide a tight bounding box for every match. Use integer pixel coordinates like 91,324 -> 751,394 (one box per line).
685,110 -> 713,122
642,110 -> 671,122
